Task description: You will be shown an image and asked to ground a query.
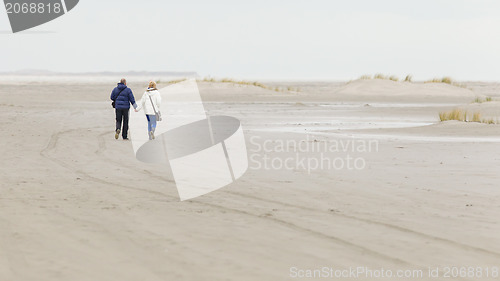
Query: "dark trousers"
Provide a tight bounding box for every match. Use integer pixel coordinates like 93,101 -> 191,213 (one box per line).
115,108 -> 130,138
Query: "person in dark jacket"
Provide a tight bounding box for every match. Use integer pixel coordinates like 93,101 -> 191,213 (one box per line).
110,78 -> 137,140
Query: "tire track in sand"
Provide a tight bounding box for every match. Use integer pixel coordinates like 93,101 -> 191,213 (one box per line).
93,128 -> 500,266
42,128 -> 412,266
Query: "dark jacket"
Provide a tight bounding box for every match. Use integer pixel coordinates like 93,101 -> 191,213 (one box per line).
110,83 -> 137,109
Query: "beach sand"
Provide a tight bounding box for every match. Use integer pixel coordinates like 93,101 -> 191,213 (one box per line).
1,78 -> 499,280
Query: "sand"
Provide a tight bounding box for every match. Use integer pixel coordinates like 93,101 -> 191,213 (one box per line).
1,78 -> 500,281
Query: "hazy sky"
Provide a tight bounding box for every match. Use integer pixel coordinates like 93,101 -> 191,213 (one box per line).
1,0 -> 500,80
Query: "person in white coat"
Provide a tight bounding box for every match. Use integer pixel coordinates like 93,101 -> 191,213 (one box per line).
135,81 -> 162,140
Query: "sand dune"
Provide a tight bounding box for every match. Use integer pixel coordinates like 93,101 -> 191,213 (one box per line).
335,79 -> 481,101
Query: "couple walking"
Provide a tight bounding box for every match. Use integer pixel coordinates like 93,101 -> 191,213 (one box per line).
110,78 -> 161,140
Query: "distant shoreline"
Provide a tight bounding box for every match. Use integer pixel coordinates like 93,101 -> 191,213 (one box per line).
0,70 -> 198,77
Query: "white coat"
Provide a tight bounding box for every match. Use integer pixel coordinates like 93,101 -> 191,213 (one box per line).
136,89 -> 161,115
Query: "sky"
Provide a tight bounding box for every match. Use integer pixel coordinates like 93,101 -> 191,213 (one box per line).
1,0 -> 500,80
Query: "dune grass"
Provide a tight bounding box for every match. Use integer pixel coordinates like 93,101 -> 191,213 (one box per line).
439,109 -> 467,122
367,74 -> 399,81
425,77 -> 467,88
473,96 -> 494,103
439,109 -> 498,124
358,74 -> 415,82
472,112 -> 482,122
156,78 -> 187,85
426,77 -> 452,84
483,118 -> 498,124
388,75 -> 399,82
357,74 -> 467,89
198,77 -> 301,93
156,77 -> 300,93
